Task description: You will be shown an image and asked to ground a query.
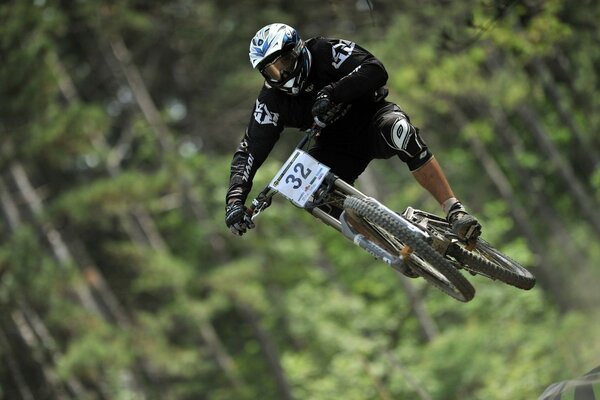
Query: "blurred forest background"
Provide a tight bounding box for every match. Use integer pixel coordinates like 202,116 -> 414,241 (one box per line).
1,0 -> 600,399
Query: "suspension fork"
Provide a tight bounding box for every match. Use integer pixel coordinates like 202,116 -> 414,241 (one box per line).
307,175 -> 367,232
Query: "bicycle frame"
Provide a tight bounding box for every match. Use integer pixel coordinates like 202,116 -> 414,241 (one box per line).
248,128 -> 535,299
248,126 -> 430,268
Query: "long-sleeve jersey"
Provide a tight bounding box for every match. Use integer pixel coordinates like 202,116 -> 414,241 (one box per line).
226,37 -> 390,204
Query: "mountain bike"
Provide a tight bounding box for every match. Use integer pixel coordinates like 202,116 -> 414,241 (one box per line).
248,127 -> 536,302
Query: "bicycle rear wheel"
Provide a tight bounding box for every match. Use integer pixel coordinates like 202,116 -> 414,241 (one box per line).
425,217 -> 536,290
344,196 -> 475,302
449,239 -> 535,290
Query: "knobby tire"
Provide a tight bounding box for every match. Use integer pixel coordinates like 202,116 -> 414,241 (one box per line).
447,240 -> 536,290
344,196 -> 475,302
424,220 -> 536,290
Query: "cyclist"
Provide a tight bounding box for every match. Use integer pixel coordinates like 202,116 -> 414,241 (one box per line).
225,23 -> 481,241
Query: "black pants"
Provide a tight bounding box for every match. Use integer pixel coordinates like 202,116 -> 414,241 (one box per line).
308,103 -> 433,184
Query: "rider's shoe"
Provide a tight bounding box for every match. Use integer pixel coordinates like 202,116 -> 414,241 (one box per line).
446,202 -> 482,242
450,212 -> 482,241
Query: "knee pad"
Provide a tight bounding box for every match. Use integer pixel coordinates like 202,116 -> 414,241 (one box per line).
382,111 -> 432,170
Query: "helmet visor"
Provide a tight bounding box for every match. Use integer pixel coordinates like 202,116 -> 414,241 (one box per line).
261,51 -> 298,83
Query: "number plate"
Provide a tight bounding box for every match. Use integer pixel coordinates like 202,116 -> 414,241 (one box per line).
269,149 -> 330,207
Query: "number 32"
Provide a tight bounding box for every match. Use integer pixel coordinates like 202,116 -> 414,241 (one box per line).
285,163 -> 312,189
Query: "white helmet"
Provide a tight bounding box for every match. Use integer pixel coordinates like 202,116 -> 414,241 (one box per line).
249,23 -> 311,95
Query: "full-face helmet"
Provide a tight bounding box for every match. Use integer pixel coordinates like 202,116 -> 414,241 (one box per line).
249,23 -> 311,95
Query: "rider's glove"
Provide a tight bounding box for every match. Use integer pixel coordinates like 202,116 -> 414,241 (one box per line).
311,85 -> 348,128
225,200 -> 255,236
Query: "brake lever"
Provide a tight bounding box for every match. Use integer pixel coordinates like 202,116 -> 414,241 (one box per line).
249,192 -> 273,221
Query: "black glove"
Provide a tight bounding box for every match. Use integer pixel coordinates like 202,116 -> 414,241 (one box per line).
225,200 -> 255,236
311,85 -> 348,128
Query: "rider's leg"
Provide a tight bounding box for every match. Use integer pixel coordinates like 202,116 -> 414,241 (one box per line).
412,157 -> 482,240
308,144 -> 370,219
368,104 -> 481,241
308,144 -> 370,185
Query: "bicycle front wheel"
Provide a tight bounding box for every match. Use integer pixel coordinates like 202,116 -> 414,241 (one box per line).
344,196 -> 475,302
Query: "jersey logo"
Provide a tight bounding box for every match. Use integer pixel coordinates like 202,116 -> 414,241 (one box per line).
254,100 -> 279,125
331,40 -> 355,69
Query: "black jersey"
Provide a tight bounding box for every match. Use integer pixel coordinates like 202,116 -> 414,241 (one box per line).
227,37 -> 390,204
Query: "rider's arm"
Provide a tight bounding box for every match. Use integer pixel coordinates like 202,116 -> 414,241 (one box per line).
312,38 -> 388,103
227,127 -> 281,204
328,60 -> 388,103
226,96 -> 283,205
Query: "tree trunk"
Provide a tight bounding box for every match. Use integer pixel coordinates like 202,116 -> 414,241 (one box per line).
396,274 -> 439,341
0,176 -> 22,231
478,102 -> 586,264
18,303 -> 89,398
0,326 -> 36,400
530,58 -> 599,171
483,50 -> 600,238
108,35 -> 174,153
450,108 -> 575,310
516,105 -> 600,236
358,169 -> 440,341
106,34 -> 206,223
386,352 -> 433,400
11,309 -> 74,400
6,162 -> 148,399
237,302 -> 295,400
49,52 -> 247,392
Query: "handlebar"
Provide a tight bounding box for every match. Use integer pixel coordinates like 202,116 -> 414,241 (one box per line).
297,124 -> 321,148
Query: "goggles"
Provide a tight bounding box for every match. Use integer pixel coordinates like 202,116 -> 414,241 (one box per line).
260,50 -> 299,83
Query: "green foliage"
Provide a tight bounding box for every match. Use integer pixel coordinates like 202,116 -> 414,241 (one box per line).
0,226 -> 69,303
0,2 -> 64,123
50,169 -> 172,224
57,321 -> 134,381
2,0 -> 600,399
27,103 -> 108,167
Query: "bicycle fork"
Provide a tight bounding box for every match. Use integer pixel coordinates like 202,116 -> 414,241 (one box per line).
339,210 -> 406,266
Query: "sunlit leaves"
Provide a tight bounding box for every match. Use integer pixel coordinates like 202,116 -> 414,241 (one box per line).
49,171 -> 164,222
26,103 -> 108,168
57,322 -> 136,389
